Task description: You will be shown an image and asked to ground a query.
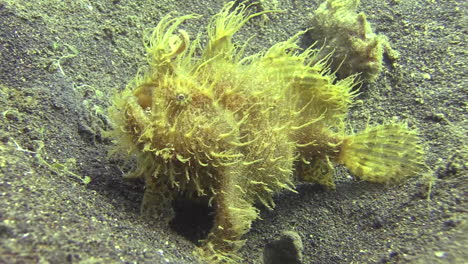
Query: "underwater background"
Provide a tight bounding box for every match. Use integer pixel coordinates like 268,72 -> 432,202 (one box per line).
0,0 -> 466,263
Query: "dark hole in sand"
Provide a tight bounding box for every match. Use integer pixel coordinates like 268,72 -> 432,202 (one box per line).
169,197 -> 214,246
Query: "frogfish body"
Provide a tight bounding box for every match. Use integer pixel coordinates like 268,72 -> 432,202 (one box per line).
108,2 -> 424,263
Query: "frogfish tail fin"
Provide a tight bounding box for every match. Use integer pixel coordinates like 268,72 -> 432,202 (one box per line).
338,124 -> 425,183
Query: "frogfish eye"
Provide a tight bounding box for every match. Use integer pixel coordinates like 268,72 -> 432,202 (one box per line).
176,93 -> 186,101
